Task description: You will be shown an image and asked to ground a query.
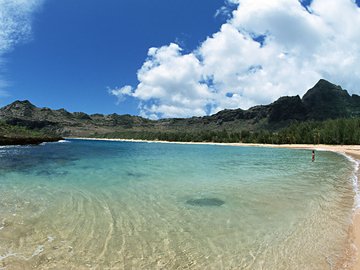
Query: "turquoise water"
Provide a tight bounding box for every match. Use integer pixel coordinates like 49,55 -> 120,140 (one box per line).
0,139 -> 357,269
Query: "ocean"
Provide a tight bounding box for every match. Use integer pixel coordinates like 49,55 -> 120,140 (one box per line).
0,139 -> 357,269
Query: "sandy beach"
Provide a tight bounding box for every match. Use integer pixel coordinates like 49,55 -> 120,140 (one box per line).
274,144 -> 360,270
271,144 -> 360,270
69,138 -> 360,269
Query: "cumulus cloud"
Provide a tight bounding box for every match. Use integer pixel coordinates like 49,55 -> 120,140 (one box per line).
112,0 -> 360,119
111,43 -> 213,118
0,0 -> 44,96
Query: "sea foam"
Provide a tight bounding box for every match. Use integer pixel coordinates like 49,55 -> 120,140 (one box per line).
342,153 -> 360,209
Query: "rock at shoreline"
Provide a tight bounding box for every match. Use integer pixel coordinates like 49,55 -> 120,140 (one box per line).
0,136 -> 63,146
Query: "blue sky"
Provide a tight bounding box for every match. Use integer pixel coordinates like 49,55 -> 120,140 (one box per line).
1,0 -> 360,118
0,0 -> 228,114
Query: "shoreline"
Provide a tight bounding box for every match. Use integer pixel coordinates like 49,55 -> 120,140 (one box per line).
0,136 -> 64,146
67,137 -> 360,155
68,137 -> 360,269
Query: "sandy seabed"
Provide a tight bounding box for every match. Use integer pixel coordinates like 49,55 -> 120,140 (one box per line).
70,138 -> 360,269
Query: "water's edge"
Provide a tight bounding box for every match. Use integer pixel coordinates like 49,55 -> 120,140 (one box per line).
1,138 -> 359,269
339,153 -> 360,270
69,138 -> 360,269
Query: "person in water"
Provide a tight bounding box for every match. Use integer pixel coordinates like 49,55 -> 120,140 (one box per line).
312,150 -> 315,162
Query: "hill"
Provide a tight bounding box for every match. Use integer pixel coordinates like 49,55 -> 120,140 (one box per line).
0,120 -> 62,145
0,79 -> 359,144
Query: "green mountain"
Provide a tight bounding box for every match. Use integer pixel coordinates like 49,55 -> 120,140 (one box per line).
0,79 -> 359,143
302,79 -> 360,120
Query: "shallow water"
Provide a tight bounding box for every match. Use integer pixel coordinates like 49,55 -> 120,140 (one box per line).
0,139 -> 356,269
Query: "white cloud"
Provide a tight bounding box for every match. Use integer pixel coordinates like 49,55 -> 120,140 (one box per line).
214,0 -> 238,19
110,43 -> 213,118
0,0 -> 44,95
113,0 -> 360,118
109,85 -> 133,103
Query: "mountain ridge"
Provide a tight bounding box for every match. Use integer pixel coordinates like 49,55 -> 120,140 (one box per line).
1,79 -> 359,137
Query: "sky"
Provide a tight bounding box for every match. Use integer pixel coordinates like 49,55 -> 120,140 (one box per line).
0,0 -> 360,118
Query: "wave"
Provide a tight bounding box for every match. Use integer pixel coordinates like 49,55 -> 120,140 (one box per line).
57,140 -> 70,143
40,139 -> 70,146
340,153 -> 360,210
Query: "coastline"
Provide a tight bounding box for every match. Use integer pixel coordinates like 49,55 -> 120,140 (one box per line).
0,136 -> 64,146
69,137 -> 360,269
68,137 -> 360,155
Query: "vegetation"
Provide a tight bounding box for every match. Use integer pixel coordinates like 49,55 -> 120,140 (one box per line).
1,79 -> 360,145
0,121 -> 62,145
266,118 -> 360,145
92,118 -> 360,145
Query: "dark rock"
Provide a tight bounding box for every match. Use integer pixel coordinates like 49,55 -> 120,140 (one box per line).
57,108 -> 73,118
186,198 -> 225,207
73,112 -> 91,120
269,95 -> 306,122
302,79 -> 353,120
0,136 -> 63,146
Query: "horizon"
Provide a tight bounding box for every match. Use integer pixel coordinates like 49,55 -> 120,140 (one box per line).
0,0 -> 360,119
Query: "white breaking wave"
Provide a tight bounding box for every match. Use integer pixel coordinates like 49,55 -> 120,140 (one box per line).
340,153 -> 360,210
57,140 -> 70,143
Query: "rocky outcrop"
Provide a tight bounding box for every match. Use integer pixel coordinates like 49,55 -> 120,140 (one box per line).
268,96 -> 306,122
0,136 -> 63,146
